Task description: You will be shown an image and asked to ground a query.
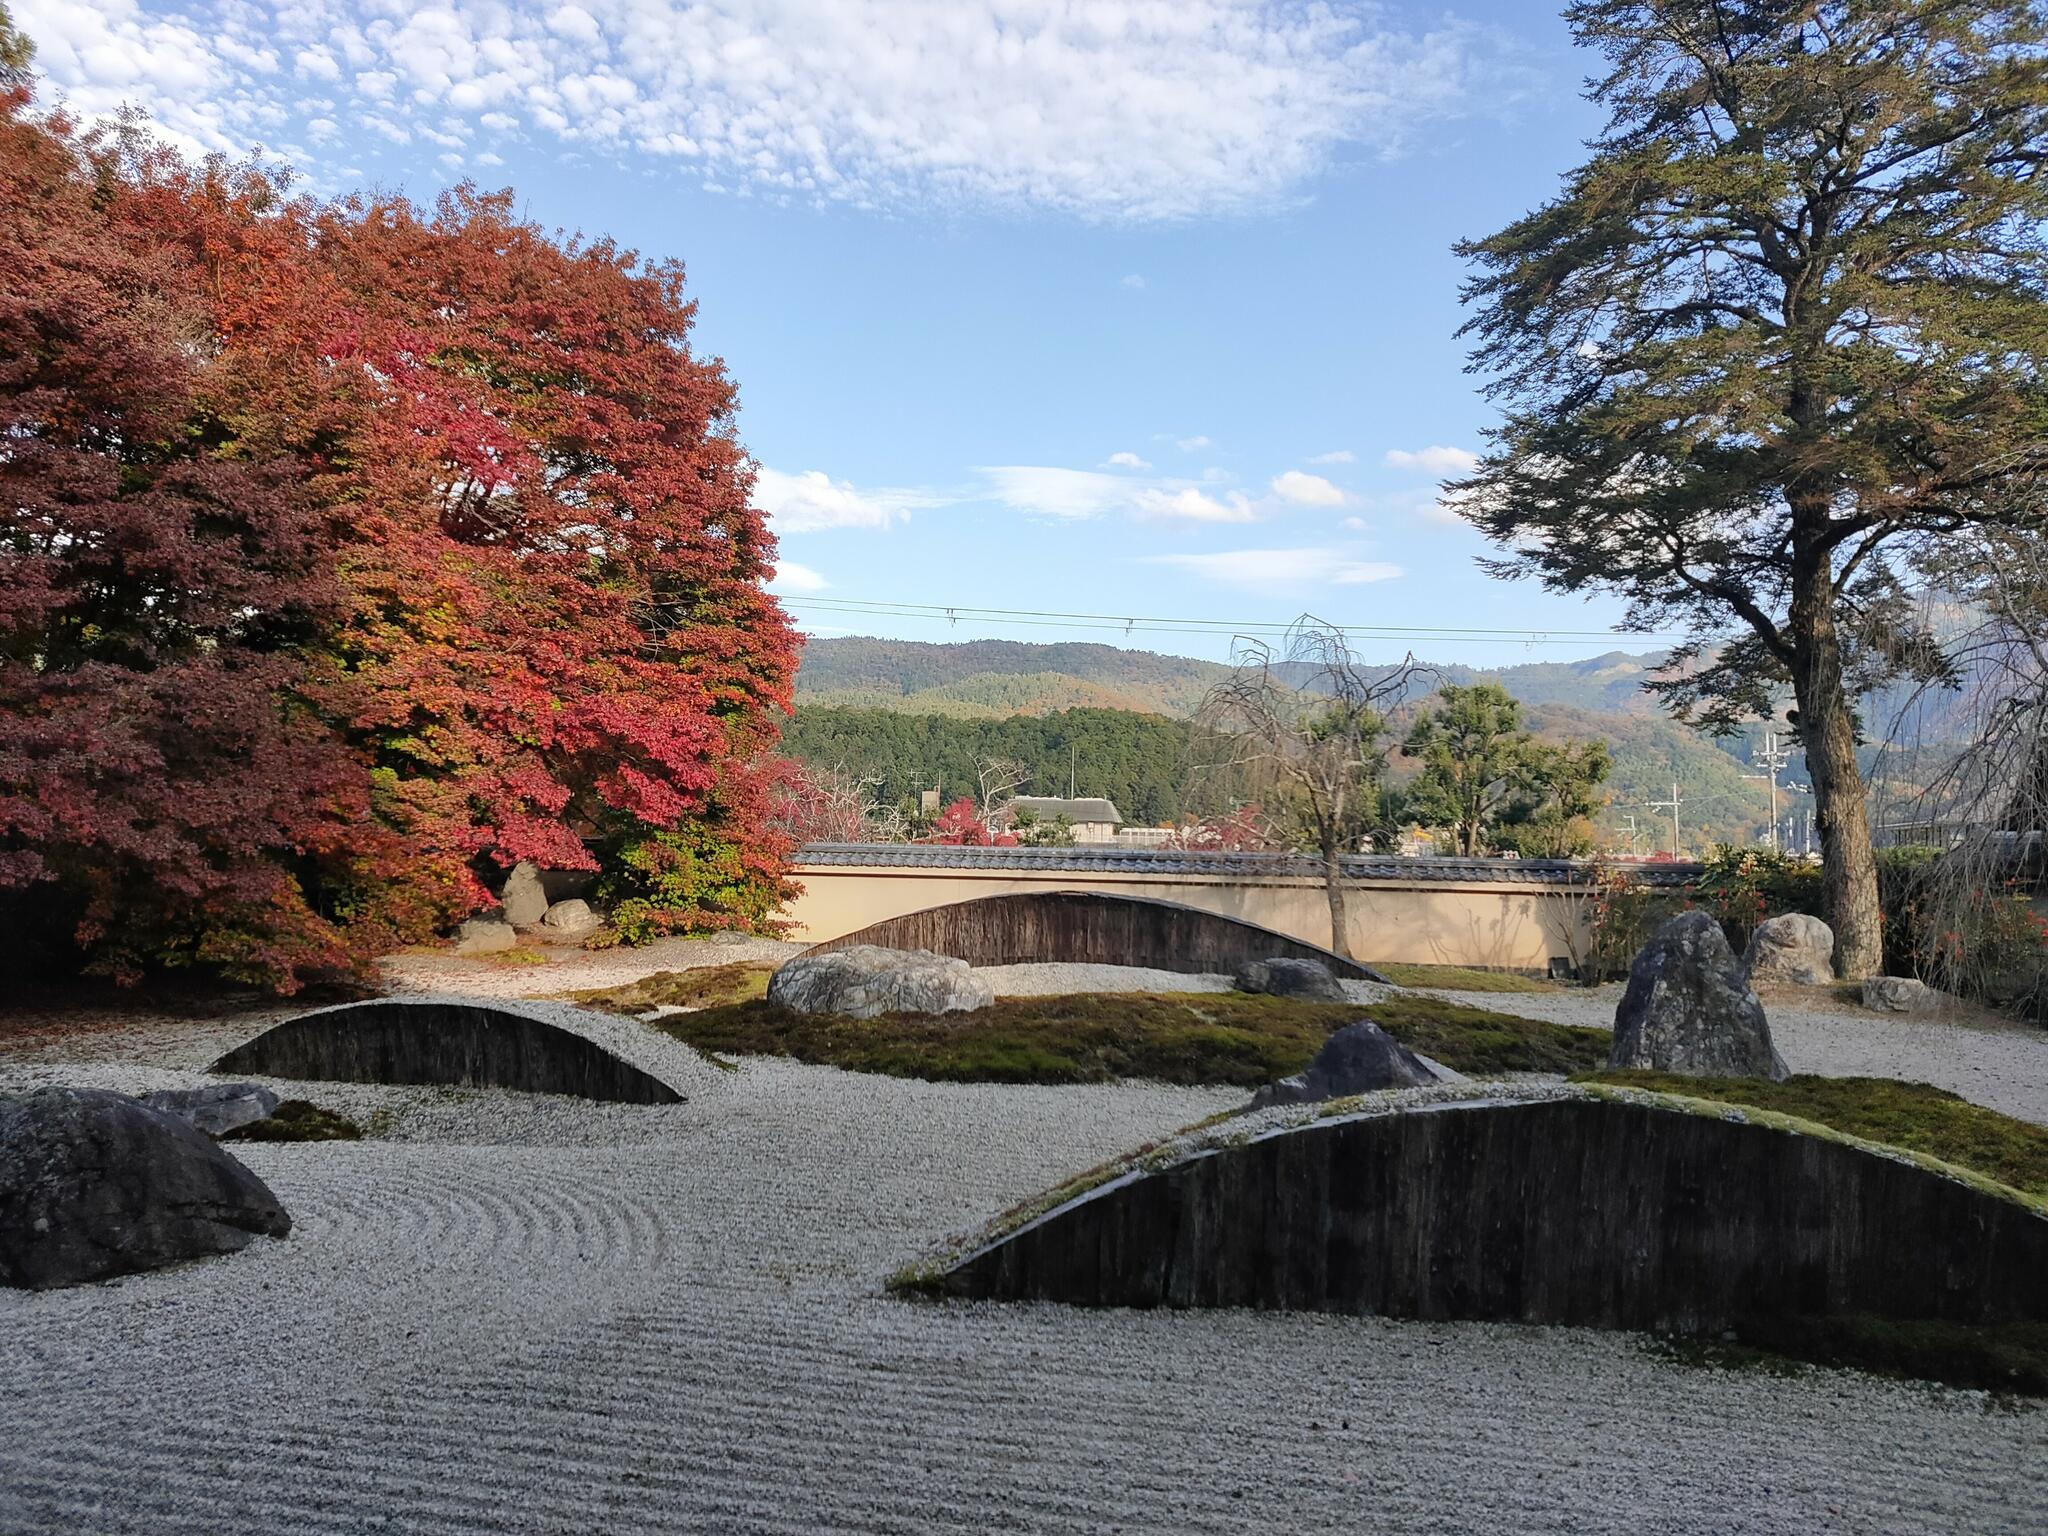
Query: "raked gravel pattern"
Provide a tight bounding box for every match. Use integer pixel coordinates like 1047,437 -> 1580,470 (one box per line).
3,1051 -> 2046,1531
4,969 -> 2047,1532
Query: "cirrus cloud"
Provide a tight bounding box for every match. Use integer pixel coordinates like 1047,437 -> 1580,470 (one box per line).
15,0 -> 1520,219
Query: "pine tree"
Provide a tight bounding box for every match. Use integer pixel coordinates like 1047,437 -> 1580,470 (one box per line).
1455,1 -> 2048,976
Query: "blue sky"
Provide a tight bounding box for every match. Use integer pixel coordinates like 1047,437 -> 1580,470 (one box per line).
21,0 -> 1659,667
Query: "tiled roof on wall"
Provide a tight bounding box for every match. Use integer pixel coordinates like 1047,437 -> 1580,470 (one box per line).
795,842 -> 1704,887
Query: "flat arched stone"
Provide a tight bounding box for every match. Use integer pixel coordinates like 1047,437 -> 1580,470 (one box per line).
810,890 -> 1387,982
929,1089 -> 2048,1336
212,996 -> 686,1105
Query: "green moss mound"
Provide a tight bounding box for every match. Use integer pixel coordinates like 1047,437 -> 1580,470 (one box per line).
220,1100 -> 363,1143
563,963 -> 773,1013
1372,963 -> 1559,994
1582,1071 -> 2048,1198
655,991 -> 1607,1087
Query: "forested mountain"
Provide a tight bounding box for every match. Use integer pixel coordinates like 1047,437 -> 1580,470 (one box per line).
788,636 -> 1973,849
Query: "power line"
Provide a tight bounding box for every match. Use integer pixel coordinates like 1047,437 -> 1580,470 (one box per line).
777,595 -> 1693,648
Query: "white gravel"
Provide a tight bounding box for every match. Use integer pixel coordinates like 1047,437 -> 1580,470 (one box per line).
3,970 -> 2046,1533
1425,983 -> 2048,1126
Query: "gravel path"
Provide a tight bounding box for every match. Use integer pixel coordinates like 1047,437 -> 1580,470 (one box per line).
1427,983 -> 2048,1126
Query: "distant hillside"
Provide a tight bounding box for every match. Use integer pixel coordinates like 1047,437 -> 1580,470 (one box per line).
795,637 -> 1231,718
792,636 -> 1815,847
795,636 -> 1676,721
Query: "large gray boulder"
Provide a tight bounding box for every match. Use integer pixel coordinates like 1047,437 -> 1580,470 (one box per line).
140,1082 -> 280,1138
1862,976 -> 1946,1015
453,915 -> 516,955
768,946 -> 994,1019
1233,957 -> 1348,1004
1611,910 -> 1788,1080
1743,913 -> 1835,986
499,862 -> 550,927
0,1088 -> 291,1290
1249,1020 -> 1458,1109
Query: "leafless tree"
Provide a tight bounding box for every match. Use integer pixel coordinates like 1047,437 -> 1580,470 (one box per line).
1199,616 -> 1430,959
777,761 -> 909,845
973,755 -> 1031,819
1871,512 -> 2048,1013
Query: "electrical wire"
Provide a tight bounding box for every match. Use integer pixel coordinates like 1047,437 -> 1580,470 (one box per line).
776,596 -> 1695,649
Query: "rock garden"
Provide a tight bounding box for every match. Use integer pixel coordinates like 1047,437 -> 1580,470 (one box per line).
4,915 -> 2047,1534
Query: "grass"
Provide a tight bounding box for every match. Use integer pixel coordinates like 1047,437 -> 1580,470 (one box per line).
220,1100 -> 364,1143
563,963 -> 773,1013
1371,963 -> 1560,994
1580,1070 -> 2048,1199
649,990 -> 1608,1087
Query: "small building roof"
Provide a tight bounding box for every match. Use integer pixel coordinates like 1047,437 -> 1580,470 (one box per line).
1005,796 -> 1124,825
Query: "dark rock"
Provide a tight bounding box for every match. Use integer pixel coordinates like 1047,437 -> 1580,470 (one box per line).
1233,957 -> 1348,1004
1743,913 -> 1834,986
1250,1019 -> 1451,1108
768,945 -> 994,1018
499,861 -> 550,926
140,1082 -> 280,1138
0,1088 -> 291,1291
1611,911 -> 1787,1079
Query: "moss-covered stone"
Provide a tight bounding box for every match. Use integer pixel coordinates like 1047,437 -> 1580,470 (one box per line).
219,1100 -> 363,1143
1579,1070 -> 2048,1199
654,991 -> 1607,1087
563,963 -> 773,1013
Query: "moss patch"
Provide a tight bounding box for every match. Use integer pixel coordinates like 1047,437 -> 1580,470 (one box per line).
220,1100 -> 364,1143
655,991 -> 1606,1087
1652,1316 -> 2048,1399
563,963 -> 773,1013
1580,1071 -> 2048,1199
1372,963 -> 1560,994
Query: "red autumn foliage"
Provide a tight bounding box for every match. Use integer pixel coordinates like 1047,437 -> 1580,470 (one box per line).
922,796 -> 1019,847
0,82 -> 799,987
0,94 -> 387,986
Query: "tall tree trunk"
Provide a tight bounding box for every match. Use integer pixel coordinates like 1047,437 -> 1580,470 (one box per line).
1322,839 -> 1354,959
1789,563 -> 1884,978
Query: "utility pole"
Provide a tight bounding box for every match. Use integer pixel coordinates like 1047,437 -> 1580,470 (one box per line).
1621,813 -> 1640,858
1741,730 -> 1792,852
1649,782 -> 1684,858
1069,741 -> 1077,799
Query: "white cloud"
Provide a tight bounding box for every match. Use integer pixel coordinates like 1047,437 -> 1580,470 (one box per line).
1270,470 -> 1347,507
1308,449 -> 1354,464
1132,487 -> 1259,524
1146,547 -> 1402,592
16,0 -> 1513,220
754,467 -> 928,533
1105,451 -> 1150,470
1384,445 -> 1481,476
765,560 -> 829,594
1342,515 -> 1369,531
1175,435 -> 1213,452
977,465 -> 1128,520
1120,273 -> 1147,290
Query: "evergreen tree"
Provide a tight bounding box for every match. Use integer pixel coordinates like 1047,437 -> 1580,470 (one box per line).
1455,1 -> 2048,976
